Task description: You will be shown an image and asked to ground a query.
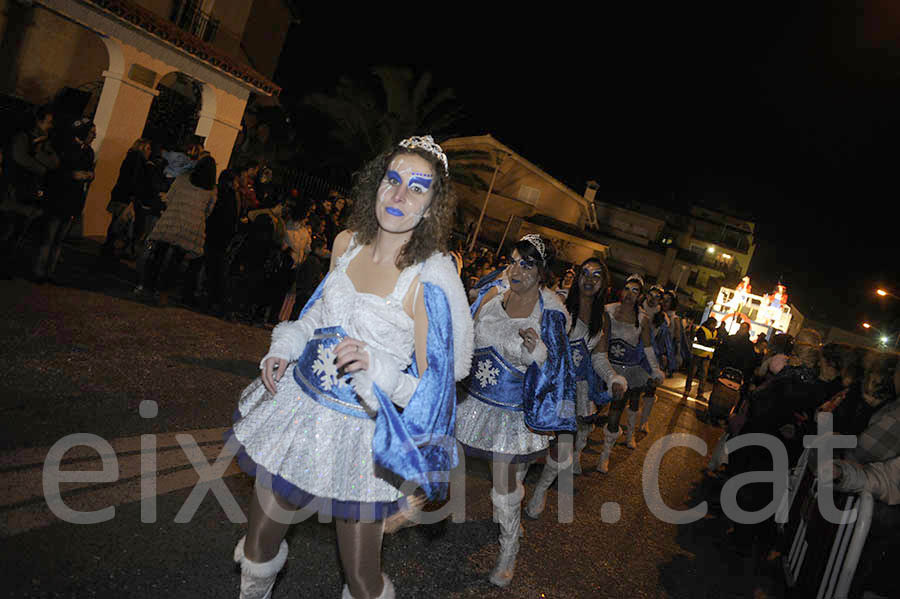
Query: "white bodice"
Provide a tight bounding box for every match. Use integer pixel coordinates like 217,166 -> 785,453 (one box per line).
606,303 -> 641,346
319,237 -> 421,369
569,318 -> 601,351
474,291 -> 542,372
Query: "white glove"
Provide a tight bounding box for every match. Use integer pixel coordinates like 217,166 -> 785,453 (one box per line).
259,300 -> 324,368
349,345 -> 419,412
643,347 -> 665,384
592,351 -> 628,394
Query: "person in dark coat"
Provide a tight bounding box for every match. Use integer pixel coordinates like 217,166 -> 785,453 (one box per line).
290,235 -> 329,319
717,322 -> 758,384
101,138 -> 151,258
205,169 -> 241,314
32,119 -> 95,282
1,106 -> 59,277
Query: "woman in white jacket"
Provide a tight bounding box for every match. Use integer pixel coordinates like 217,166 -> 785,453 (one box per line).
227,136 -> 473,599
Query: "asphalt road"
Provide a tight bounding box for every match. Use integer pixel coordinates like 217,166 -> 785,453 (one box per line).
0,240 -> 783,598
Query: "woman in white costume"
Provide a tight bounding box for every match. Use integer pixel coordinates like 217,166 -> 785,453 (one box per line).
593,273 -> 665,473
524,257 -> 613,521
227,136 -> 473,599
562,257 -> 613,475
456,234 -> 575,587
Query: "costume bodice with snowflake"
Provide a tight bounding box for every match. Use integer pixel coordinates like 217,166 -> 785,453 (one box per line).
605,303 -> 645,367
463,292 -> 542,411
568,318 -> 598,382
289,238 -> 420,418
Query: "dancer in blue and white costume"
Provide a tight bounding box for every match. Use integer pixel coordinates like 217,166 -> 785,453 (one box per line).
227,136 -> 473,599
638,284 -> 674,434
524,257 -> 613,515
562,257 -> 614,475
593,274 -> 665,473
455,234 -> 575,587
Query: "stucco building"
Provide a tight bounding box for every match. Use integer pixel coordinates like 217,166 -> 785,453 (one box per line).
0,0 -> 296,236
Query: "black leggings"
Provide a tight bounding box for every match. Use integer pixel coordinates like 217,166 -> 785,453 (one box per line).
605,388 -> 643,432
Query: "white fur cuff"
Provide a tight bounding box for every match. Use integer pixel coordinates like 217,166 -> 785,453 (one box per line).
260,319 -> 315,369
610,374 -> 628,394
527,338 -> 548,366
234,537 -> 288,577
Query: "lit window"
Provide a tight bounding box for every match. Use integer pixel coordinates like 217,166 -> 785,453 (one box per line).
722,253 -> 732,259
707,247 -> 715,253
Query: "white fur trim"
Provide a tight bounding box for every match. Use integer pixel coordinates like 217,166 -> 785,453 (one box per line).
234,537 -> 288,578
527,338 -> 548,366
260,307 -> 319,369
343,574 -> 395,599
610,374 -> 628,393
540,287 -> 572,333
420,252 -> 474,381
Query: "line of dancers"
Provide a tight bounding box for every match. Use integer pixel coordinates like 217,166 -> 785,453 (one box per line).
226,135 -> 665,598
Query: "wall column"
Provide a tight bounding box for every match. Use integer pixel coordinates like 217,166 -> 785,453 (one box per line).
82,66 -> 158,237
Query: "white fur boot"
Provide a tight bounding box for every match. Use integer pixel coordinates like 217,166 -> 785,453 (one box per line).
341,574 -> 395,599
572,422 -> 593,475
596,426 -> 621,474
234,536 -> 288,599
624,408 -> 640,449
639,395 -> 656,434
525,454 -> 571,519
489,484 -> 525,587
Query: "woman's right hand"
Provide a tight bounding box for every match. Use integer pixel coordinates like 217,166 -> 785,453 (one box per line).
612,382 -> 625,400
262,356 -> 288,394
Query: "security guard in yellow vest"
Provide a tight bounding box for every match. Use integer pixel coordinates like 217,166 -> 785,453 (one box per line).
682,317 -> 719,399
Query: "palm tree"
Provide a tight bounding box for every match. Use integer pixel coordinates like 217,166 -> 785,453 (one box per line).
302,66 -> 463,171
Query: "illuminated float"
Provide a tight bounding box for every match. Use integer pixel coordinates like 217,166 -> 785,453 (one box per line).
702,277 -> 793,340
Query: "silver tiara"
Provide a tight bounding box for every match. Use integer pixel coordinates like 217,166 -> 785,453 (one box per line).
398,135 -> 448,175
625,273 -> 645,289
520,234 -> 546,262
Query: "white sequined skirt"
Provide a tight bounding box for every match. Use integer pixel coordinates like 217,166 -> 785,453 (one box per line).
454,390 -> 551,461
231,368 -> 405,506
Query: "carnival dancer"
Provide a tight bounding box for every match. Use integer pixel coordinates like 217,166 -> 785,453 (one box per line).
662,290 -> 683,373
639,285 -> 674,434
558,257 -> 613,476
592,274 -> 665,472
227,135 -> 474,599
455,234 -> 575,587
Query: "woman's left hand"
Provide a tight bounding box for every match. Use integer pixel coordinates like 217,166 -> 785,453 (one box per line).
335,337 -> 369,374
519,327 -> 539,353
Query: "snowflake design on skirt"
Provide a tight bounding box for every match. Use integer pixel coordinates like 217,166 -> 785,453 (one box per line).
474,359 -> 500,387
312,344 -> 343,391
572,348 -> 583,368
610,344 -> 626,359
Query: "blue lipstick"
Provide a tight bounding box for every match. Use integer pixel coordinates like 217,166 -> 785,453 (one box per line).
386,207 -> 404,217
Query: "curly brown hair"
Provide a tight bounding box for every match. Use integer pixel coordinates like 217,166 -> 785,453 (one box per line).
346,146 -> 456,269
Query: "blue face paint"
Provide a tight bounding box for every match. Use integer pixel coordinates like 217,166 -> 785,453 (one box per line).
386,207 -> 404,216
408,176 -> 433,193
386,170 -> 402,185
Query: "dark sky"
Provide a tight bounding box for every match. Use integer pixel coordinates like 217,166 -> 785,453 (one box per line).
274,2 -> 900,336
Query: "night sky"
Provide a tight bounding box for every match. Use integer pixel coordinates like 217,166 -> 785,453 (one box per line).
273,2 -> 900,336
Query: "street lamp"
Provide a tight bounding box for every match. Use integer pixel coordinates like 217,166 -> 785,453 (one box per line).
860,322 -> 900,349
876,288 -> 899,300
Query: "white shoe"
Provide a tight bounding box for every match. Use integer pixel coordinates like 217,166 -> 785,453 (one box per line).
234,537 -> 288,599
489,485 -> 524,587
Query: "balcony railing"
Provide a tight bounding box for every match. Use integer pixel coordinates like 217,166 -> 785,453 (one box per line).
170,0 -> 220,43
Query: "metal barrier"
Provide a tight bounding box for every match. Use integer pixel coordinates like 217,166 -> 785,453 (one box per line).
780,454 -> 874,599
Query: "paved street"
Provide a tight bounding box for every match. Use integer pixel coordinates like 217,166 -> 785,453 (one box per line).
1,240 -> 783,598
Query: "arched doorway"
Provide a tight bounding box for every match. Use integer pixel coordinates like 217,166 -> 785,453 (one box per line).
143,71 -> 203,149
